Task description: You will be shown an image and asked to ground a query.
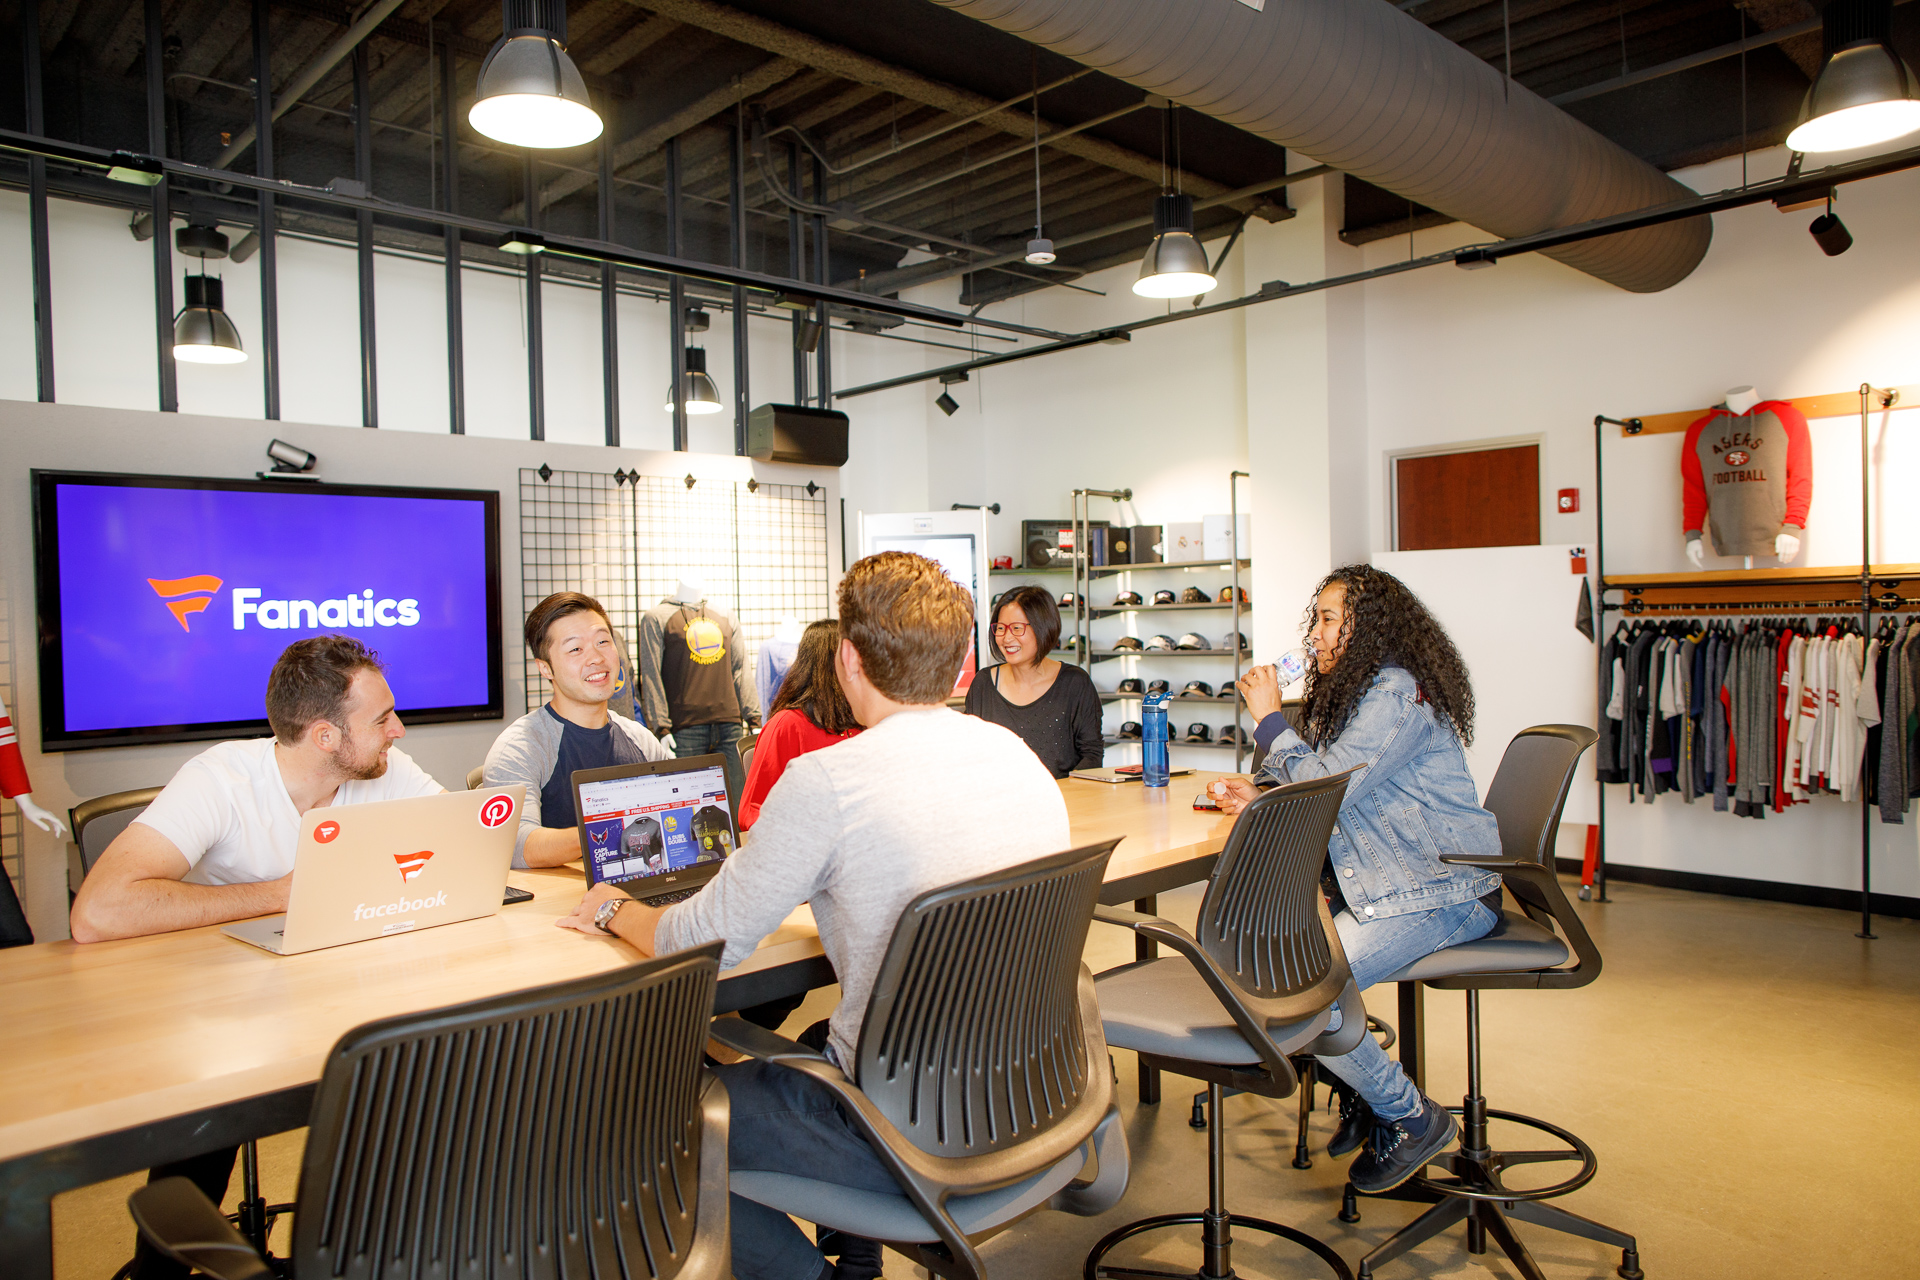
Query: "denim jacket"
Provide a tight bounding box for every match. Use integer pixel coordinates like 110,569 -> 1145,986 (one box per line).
1254,666 -> 1501,922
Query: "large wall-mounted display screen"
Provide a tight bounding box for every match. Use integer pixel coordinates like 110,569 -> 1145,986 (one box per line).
33,471 -> 503,751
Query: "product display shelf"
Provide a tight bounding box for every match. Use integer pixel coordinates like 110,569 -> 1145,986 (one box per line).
1103,736 -> 1241,750
989,564 -> 1074,575
1085,602 -> 1250,617
1088,557 -> 1250,580
1100,694 -> 1242,706
1602,563 -> 1920,613
1087,649 -> 1248,661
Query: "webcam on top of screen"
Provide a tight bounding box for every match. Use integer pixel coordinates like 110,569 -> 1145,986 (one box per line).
257,439 -> 320,483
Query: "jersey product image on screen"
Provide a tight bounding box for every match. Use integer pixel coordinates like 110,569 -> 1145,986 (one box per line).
1217,585 -> 1249,603
1180,586 -> 1211,604
1176,633 -> 1212,650
1117,677 -> 1145,694
1182,680 -> 1215,698
1145,634 -> 1178,651
1152,589 -> 1178,605
1118,720 -> 1143,739
1113,636 -> 1144,651
1147,679 -> 1172,695
1113,591 -> 1144,606
1183,723 -> 1213,742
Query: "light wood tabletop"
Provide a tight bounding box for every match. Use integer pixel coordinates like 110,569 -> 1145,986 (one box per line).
0,767 -> 1247,1278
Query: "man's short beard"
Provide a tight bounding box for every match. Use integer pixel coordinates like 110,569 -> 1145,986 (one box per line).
335,727 -> 389,781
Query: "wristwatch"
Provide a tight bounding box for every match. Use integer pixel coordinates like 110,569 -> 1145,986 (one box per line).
592,896 -> 630,934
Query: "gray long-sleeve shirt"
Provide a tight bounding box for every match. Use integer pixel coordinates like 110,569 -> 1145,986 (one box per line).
482,707 -> 669,867
654,705 -> 1071,1069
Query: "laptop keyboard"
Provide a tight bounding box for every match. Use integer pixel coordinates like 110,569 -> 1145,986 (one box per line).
639,887 -> 698,907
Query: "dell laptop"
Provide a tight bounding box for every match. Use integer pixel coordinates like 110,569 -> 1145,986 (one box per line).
570,754 -> 738,906
223,785 -> 525,955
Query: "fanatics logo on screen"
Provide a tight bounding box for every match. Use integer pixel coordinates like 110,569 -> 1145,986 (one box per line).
147,574 -> 225,631
478,794 -> 516,828
393,850 -> 435,882
232,589 -> 421,631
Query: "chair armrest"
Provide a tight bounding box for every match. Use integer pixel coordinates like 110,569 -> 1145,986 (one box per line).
707,1017 -> 831,1066
1438,855 -> 1601,986
128,1178 -> 273,1280
1047,1105 -> 1129,1217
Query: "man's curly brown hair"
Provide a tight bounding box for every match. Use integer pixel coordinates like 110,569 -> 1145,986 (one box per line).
1297,564 -> 1475,748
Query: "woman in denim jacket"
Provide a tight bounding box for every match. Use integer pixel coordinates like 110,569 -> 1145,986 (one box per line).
1211,564 -> 1501,1194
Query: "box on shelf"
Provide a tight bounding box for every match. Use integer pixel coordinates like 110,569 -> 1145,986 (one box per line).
1163,522 -> 1204,561
1089,526 -> 1134,566
1023,518 -> 1107,569
1204,514 -> 1251,561
1130,525 -> 1163,564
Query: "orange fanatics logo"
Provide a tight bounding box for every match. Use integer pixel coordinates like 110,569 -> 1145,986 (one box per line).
393,850 -> 435,882
147,574 -> 225,631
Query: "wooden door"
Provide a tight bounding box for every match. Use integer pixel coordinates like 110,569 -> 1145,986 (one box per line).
1394,444 -> 1540,551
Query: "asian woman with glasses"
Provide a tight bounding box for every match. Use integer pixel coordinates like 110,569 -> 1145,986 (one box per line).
963,585 -> 1104,778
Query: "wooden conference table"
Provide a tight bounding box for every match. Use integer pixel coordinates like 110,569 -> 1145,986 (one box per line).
0,769 -> 1427,1279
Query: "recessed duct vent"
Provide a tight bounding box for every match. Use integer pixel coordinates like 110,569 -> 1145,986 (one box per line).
932,0 -> 1712,293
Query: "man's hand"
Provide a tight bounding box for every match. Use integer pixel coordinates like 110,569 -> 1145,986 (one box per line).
556,881 -> 629,934
1207,776 -> 1261,816
1237,665 -> 1283,722
557,882 -> 666,956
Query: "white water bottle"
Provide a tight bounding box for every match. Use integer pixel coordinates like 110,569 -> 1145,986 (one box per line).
1274,646 -> 1313,688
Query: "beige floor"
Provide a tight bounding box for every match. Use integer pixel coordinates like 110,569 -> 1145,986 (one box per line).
51,877 -> 1920,1279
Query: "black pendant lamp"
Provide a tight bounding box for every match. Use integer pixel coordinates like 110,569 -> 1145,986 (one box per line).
172,223 -> 246,365
1785,0 -> 1920,153
470,0 -> 603,149
664,347 -> 725,415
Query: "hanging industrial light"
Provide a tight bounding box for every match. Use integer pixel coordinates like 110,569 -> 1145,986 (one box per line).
1134,103 -> 1216,299
1784,0 -> 1920,153
172,223 -> 246,364
1024,58 -> 1055,266
470,0 -> 603,149
664,347 -> 725,415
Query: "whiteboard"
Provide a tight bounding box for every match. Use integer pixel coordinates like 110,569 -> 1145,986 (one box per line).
1372,545 -> 1599,824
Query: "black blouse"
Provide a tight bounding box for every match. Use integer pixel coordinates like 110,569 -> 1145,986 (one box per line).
964,661 -> 1106,779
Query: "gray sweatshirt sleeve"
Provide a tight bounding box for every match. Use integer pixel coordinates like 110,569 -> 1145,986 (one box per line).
654,753 -> 839,968
482,712 -> 560,870
731,621 -> 760,724
638,605 -> 673,735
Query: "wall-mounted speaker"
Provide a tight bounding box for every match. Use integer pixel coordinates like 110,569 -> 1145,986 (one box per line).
746,403 -> 849,467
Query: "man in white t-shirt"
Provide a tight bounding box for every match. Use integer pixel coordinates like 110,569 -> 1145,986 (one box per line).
69,634 -> 444,944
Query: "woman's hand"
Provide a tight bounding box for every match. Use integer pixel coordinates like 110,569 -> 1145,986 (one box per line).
1207,776 -> 1261,816
1238,664 -> 1283,722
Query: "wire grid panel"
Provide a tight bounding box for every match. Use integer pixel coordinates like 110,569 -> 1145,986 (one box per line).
518,469 -> 643,714
733,481 -> 832,679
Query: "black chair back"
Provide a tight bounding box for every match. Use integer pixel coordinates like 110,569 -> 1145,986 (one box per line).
70,787 -> 164,877
1481,725 -> 1596,926
291,942 -> 725,1280
1195,771 -> 1352,1021
855,839 -> 1118,1161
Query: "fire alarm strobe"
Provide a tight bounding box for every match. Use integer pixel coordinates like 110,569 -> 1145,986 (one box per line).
1557,488 -> 1580,513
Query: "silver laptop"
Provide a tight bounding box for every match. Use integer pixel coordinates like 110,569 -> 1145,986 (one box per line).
571,754 -> 738,906
224,785 -> 525,955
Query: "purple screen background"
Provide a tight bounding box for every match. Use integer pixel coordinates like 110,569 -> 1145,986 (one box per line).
55,483 -> 494,733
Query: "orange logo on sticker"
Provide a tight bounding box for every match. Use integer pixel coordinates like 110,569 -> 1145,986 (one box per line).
313,820 -> 341,843
393,850 -> 434,882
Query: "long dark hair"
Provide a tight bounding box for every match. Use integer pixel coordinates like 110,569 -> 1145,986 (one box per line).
1298,564 -> 1475,747
988,585 -> 1062,661
770,619 -> 860,735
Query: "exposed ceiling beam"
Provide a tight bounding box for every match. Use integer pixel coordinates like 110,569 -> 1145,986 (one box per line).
581,13 -> 680,76
212,0 -> 408,168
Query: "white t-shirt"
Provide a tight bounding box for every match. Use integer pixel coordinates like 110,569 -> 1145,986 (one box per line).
134,738 -> 444,886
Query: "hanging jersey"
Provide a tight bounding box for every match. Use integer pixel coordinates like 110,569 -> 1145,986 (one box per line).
0,694 -> 30,800
653,601 -> 745,730
1682,402 -> 1812,558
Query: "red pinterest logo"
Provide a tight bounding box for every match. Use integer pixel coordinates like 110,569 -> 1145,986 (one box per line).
313,820 -> 341,843
479,794 -> 515,828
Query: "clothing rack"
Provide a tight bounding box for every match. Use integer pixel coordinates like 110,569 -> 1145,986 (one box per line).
1593,386 -> 1903,939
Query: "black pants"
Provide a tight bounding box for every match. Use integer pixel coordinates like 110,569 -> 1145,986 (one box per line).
131,1146 -> 238,1279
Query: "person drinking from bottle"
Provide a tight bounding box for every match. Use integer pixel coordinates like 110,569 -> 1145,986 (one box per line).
1206,564 -> 1501,1195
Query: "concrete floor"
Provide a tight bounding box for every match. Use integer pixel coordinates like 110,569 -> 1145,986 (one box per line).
51,877 -> 1920,1279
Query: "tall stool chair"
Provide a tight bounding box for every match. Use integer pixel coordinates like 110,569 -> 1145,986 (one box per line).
1346,725 -> 1642,1280
1086,771 -> 1361,1280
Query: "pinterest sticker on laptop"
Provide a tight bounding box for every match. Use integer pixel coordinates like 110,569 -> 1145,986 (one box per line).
479,793 -> 516,828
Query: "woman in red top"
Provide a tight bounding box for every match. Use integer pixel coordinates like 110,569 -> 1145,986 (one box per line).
738,619 -> 861,830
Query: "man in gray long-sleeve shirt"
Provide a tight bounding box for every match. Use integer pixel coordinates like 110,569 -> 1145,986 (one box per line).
559,552 -> 1071,1280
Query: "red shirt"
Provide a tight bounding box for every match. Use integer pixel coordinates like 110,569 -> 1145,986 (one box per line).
738,708 -> 860,830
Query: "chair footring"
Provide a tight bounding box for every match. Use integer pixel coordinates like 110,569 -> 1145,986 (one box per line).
1085,1210 -> 1353,1280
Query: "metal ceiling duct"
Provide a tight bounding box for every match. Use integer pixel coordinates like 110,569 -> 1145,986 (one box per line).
931,0 -> 1712,292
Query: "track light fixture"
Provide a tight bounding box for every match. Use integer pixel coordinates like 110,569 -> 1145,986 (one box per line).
470,0 -> 603,149
1810,193 -> 1854,255
794,318 -> 823,353
1785,0 -> 1920,153
935,391 -> 960,416
664,347 -> 725,415
934,369 -> 968,416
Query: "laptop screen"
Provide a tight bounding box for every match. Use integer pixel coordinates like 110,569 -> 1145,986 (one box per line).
576,759 -> 737,888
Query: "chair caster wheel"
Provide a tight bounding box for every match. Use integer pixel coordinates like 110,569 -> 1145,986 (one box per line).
1189,1099 -> 1208,1129
1338,1183 -> 1361,1224
1617,1247 -> 1644,1278
1578,885 -> 1592,900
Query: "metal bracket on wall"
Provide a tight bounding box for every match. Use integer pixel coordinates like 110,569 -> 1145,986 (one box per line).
537,464 -> 552,482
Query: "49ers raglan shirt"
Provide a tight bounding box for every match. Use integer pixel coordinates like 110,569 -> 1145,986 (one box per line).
1682,401 -> 1812,558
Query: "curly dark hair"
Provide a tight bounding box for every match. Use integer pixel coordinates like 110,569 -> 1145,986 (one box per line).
1297,564 -> 1475,747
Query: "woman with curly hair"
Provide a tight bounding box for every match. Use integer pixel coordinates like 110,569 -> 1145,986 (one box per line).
1209,564 -> 1502,1196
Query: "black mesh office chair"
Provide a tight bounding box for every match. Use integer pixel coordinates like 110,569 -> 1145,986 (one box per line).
711,840 -> 1131,1280
1344,725 -> 1642,1280
1087,771 -> 1361,1280
129,941 -> 731,1280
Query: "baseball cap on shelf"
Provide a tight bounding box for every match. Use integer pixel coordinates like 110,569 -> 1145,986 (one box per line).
1060,635 -> 1079,650
1145,634 -> 1177,651
1176,633 -> 1211,650
1184,723 -> 1213,743
1180,586 -> 1210,604
1058,592 -> 1078,607
1182,680 -> 1215,698
1218,585 -> 1249,603
1118,720 -> 1143,739
1117,677 -> 1145,694
1218,724 -> 1243,745
1152,589 -> 1178,605
1218,685 -> 1239,699
1147,678 -> 1172,695
1113,590 -> 1144,606
1222,630 -> 1250,652
1113,635 -> 1144,651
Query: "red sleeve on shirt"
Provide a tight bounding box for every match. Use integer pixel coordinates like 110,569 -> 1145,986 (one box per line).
1681,411 -> 1715,536
0,710 -> 30,799
737,710 -> 857,831
1763,401 -> 1812,530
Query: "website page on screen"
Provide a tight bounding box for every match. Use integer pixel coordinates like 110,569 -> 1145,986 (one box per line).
580,765 -> 736,886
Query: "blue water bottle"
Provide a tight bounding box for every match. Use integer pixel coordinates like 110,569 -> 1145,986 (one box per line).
1142,693 -> 1170,788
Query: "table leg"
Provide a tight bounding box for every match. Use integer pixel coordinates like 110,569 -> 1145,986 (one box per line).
1135,895 -> 1161,1104
1396,979 -> 1425,1093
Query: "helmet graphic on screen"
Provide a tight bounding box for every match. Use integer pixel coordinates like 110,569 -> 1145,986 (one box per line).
147,574 -> 225,631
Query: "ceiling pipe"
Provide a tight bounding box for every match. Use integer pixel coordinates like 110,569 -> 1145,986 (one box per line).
213,0 -> 408,169
931,0 -> 1712,292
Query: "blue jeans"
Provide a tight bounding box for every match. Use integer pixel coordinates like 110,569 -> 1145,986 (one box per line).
717,1058 -> 907,1280
672,721 -> 745,804
1314,899 -> 1498,1122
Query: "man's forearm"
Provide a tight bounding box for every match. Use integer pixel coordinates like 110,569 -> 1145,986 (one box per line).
608,899 -> 665,955
70,876 -> 288,943
522,825 -> 583,868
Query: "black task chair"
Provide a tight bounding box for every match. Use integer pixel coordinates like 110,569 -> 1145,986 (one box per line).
1344,725 -> 1642,1280
464,764 -> 486,790
130,941 -> 730,1280
711,840 -> 1131,1280
1087,771 -> 1361,1280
